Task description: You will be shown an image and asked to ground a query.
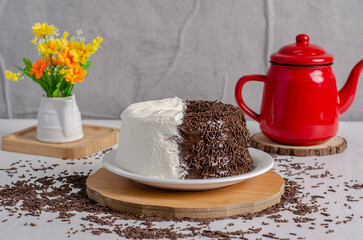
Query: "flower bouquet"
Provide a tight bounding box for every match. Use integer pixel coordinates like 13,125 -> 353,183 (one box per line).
6,23 -> 102,97
5,23 -> 103,142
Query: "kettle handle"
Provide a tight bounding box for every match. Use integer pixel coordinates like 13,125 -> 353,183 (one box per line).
235,75 -> 266,122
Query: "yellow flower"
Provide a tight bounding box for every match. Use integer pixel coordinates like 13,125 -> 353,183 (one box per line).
31,37 -> 37,44
59,68 -> 70,75
59,38 -> 69,49
32,23 -> 56,37
68,40 -> 88,63
5,71 -> 20,81
59,31 -> 70,49
91,36 -> 103,51
63,31 -> 69,39
64,63 -> 87,84
5,71 -> 13,79
38,39 -> 60,55
67,37 -> 102,64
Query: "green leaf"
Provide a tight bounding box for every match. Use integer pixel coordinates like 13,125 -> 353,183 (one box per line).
52,80 -> 63,97
66,84 -> 74,97
52,88 -> 60,97
15,65 -> 24,72
23,58 -> 32,70
56,75 -> 66,97
32,77 -> 50,96
44,73 -> 52,90
80,60 -> 91,71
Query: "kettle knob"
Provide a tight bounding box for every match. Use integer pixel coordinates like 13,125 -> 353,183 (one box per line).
296,34 -> 309,46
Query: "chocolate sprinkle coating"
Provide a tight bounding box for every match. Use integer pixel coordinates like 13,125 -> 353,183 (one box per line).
178,100 -> 253,179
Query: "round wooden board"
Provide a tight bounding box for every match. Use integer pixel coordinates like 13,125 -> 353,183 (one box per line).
251,133 -> 347,157
86,168 -> 285,219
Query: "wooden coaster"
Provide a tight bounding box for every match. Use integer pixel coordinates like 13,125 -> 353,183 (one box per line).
250,133 -> 347,156
1,125 -> 120,159
86,168 -> 285,219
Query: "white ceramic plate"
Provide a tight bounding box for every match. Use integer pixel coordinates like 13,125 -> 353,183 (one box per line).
102,148 -> 274,191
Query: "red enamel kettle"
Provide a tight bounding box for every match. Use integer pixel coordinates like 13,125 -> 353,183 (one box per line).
235,34 -> 363,146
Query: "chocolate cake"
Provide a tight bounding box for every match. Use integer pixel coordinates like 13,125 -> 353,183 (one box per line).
178,100 -> 253,179
116,97 -> 254,179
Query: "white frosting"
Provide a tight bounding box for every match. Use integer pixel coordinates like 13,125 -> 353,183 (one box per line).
116,97 -> 186,179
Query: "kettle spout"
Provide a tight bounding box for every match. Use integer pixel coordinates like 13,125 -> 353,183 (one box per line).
338,59 -> 363,115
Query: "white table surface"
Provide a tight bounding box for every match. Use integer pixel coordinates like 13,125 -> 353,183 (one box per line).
0,119 -> 363,240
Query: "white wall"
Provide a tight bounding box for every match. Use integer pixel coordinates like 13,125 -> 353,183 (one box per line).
1,0 -> 363,120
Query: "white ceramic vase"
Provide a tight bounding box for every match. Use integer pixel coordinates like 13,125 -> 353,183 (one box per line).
36,95 -> 84,143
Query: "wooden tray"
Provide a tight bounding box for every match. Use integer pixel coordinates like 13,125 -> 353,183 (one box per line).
1,125 -> 120,159
251,132 -> 347,156
86,168 -> 285,219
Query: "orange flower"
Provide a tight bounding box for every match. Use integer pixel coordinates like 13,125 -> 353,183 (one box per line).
64,63 -> 87,84
30,59 -> 48,79
52,57 -> 61,65
57,49 -> 74,67
44,54 -> 61,65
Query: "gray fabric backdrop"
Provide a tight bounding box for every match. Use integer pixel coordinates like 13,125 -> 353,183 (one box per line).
1,0 -> 363,120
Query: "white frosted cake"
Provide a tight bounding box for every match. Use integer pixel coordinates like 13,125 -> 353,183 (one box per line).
116,97 -> 253,179
116,97 -> 186,179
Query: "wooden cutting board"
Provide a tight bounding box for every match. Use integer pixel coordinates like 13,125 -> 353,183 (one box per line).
251,133 -> 347,156
1,125 -> 120,159
86,168 -> 285,219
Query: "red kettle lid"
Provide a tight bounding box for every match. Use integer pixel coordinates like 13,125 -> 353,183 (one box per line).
270,34 -> 334,65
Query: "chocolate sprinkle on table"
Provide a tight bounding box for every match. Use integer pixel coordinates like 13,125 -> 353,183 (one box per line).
0,143 -> 362,239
